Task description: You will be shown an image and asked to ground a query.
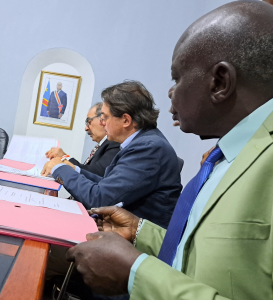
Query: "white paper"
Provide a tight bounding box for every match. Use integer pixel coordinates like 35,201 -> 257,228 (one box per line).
4,135 -> 58,164
0,186 -> 83,215
0,156 -> 54,181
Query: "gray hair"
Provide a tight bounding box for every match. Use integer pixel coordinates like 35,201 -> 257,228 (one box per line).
91,102 -> 103,116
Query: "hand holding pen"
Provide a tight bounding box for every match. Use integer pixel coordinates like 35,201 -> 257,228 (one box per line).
87,205 -> 140,243
89,202 -> 124,218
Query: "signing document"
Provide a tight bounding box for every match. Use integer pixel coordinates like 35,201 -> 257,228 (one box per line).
0,156 -> 54,180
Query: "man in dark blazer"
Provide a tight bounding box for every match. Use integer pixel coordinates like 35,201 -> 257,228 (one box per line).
42,80 -> 182,229
46,103 -> 120,177
47,82 -> 67,119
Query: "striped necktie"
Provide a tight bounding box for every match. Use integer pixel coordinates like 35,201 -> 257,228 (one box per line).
84,144 -> 100,165
157,146 -> 223,266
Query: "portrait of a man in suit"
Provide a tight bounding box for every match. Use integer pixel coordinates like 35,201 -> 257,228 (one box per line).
47,82 -> 67,119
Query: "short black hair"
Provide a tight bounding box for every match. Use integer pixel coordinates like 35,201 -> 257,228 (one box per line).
101,80 -> 159,130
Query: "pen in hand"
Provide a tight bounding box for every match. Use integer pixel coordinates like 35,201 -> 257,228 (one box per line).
90,202 -> 124,218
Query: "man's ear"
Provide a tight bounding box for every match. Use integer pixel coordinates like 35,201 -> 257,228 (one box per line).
122,113 -> 133,128
210,62 -> 236,103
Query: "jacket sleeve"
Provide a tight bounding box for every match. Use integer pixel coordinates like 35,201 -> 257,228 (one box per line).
70,146 -> 120,177
61,93 -> 67,114
135,220 -> 166,256
130,256 -> 230,300
52,141 -> 161,209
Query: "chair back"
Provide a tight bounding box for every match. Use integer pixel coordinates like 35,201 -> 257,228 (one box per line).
0,129 -> 9,159
177,156 -> 184,173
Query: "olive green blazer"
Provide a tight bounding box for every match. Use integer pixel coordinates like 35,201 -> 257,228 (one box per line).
131,111 -> 273,300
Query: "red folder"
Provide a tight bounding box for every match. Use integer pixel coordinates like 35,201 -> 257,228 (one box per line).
0,159 -> 61,191
0,199 -> 97,247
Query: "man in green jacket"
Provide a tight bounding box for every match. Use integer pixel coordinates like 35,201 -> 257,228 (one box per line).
66,1 -> 273,299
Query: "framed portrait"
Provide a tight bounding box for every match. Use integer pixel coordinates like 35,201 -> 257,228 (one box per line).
33,71 -> 81,130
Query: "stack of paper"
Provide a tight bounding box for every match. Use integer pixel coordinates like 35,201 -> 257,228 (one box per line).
4,135 -> 59,165
0,135 -> 61,189
0,156 -> 54,180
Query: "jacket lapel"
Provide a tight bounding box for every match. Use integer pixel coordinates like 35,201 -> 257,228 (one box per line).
200,124 -> 273,221
182,115 -> 273,268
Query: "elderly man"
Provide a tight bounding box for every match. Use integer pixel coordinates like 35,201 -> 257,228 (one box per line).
42,80 -> 182,229
46,102 -> 120,177
65,2 -> 273,299
47,82 -> 67,119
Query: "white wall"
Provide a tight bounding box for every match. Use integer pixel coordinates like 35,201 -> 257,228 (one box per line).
0,0 -> 232,187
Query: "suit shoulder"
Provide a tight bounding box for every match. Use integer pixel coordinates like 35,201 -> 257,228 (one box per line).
134,128 -> 172,148
104,140 -> 120,149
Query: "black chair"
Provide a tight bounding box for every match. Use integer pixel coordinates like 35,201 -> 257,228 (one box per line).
177,156 -> 184,173
0,128 -> 9,159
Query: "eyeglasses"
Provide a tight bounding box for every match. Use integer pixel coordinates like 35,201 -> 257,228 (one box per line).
99,115 -> 110,123
85,114 -> 101,126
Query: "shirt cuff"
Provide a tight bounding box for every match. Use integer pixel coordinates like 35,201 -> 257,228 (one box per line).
74,166 -> 81,173
52,163 -> 66,174
128,253 -> 149,294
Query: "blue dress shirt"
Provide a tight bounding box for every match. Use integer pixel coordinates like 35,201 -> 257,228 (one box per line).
128,98 -> 273,294
120,130 -> 141,149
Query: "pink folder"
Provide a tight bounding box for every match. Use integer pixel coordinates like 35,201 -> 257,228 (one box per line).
0,159 -> 61,191
0,200 -> 97,247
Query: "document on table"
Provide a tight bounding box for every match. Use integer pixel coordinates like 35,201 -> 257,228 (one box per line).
0,156 -> 54,181
4,135 -> 59,164
0,186 -> 83,215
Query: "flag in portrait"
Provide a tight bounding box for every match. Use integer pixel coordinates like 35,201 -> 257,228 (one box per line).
40,81 -> 50,117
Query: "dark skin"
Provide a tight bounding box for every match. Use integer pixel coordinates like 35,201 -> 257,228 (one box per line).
66,1 -> 273,295
66,207 -> 140,295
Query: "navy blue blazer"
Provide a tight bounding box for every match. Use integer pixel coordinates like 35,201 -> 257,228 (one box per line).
53,128 -> 182,228
69,139 -> 120,177
47,90 -> 67,118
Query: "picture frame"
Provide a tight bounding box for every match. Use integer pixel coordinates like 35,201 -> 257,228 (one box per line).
33,70 -> 82,130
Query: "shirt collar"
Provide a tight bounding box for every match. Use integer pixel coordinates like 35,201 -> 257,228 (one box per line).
99,135 -> 107,146
218,98 -> 273,163
120,130 -> 141,149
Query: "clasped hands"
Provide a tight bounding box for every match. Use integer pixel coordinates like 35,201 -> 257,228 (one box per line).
66,206 -> 142,296
41,147 -> 75,177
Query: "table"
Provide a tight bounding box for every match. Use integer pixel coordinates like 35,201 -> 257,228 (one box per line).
0,236 -> 49,300
0,185 -> 58,300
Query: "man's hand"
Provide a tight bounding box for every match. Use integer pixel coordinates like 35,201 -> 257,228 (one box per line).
41,157 -> 62,177
45,147 -> 66,159
87,206 -> 140,243
66,232 -> 142,296
63,159 -> 76,169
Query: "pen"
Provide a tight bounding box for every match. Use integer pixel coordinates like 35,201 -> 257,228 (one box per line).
90,202 -> 124,218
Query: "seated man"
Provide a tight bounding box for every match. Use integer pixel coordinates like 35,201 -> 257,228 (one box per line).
65,1 -> 273,299
46,102 -> 120,177
42,80 -> 182,229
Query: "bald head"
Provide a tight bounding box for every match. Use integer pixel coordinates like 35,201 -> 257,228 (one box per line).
175,1 -> 273,89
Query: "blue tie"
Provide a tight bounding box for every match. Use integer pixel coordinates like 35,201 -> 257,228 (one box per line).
157,146 -> 223,266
